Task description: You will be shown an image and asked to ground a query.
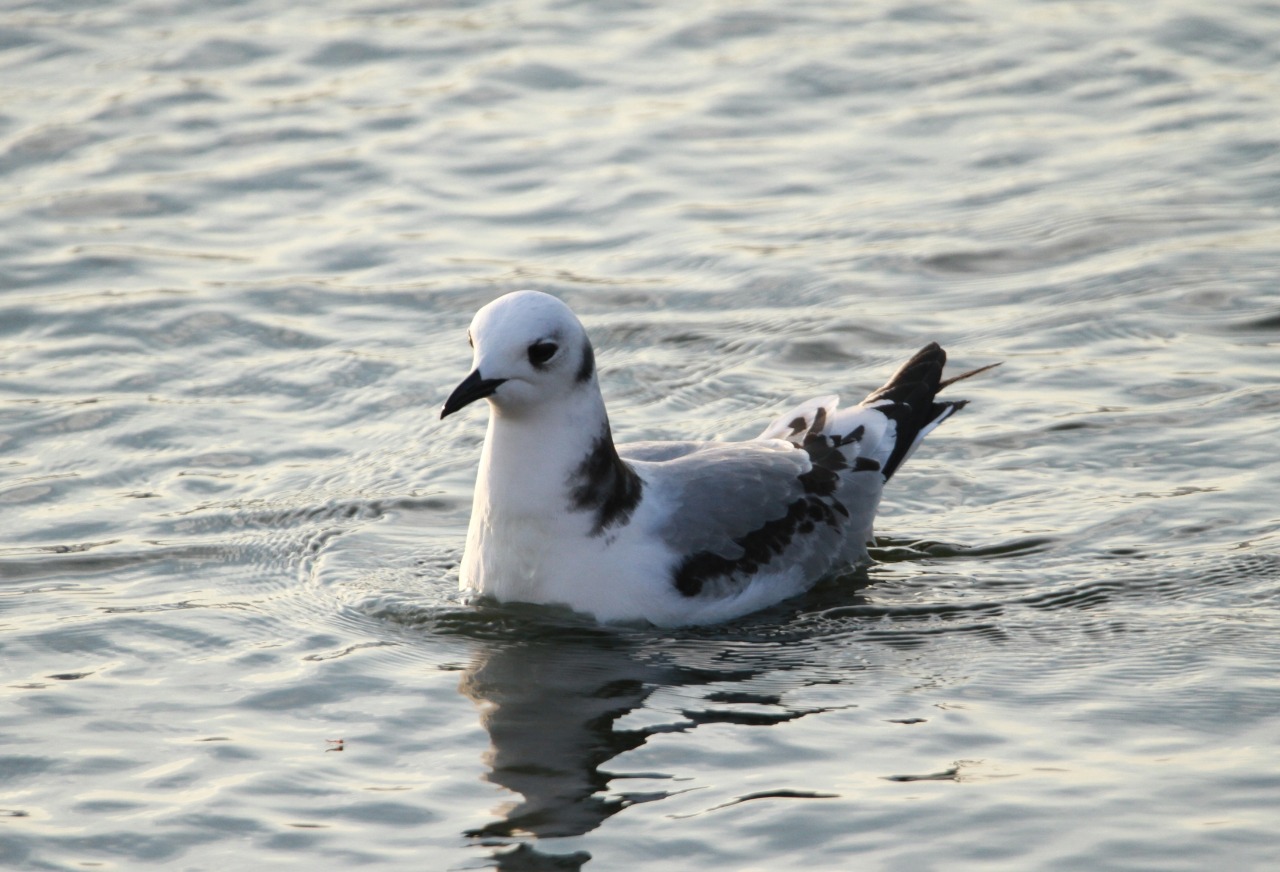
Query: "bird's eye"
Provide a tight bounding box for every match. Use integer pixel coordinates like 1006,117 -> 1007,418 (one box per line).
527,341 -> 558,366
467,331 -> 474,349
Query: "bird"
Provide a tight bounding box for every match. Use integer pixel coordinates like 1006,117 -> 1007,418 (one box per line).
440,290 -> 995,627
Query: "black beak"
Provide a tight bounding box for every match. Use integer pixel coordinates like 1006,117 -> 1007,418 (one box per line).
440,370 -> 507,419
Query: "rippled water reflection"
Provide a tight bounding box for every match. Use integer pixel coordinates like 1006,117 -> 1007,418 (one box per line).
3,0 -> 1279,869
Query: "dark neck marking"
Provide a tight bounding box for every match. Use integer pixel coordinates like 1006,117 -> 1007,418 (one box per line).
568,426 -> 643,536
672,429 -> 857,598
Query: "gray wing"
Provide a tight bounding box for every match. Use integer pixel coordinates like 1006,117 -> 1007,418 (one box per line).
628,440 -> 869,597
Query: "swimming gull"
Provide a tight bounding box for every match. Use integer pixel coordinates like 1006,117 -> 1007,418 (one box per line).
441,290 -> 994,626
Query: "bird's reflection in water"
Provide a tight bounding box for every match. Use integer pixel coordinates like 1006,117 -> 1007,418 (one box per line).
459,626 -> 662,841
448,599 -> 862,870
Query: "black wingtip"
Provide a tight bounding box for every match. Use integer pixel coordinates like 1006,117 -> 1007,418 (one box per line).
866,344 -> 998,480
866,342 -> 947,406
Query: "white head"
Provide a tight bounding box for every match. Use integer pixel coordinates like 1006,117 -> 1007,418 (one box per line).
440,291 -> 598,420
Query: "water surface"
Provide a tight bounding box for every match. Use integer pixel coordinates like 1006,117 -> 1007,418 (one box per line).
2,1 -> 1279,869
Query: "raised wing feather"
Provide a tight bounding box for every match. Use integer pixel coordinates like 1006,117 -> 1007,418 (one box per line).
757,395 -> 839,445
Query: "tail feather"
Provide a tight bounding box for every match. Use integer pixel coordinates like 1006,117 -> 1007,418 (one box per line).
939,360 -> 1002,390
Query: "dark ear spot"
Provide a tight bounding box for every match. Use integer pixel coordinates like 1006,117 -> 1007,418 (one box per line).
528,341 -> 558,367
576,339 -> 595,383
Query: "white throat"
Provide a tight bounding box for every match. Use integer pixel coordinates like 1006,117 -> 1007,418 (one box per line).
460,378 -> 622,596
